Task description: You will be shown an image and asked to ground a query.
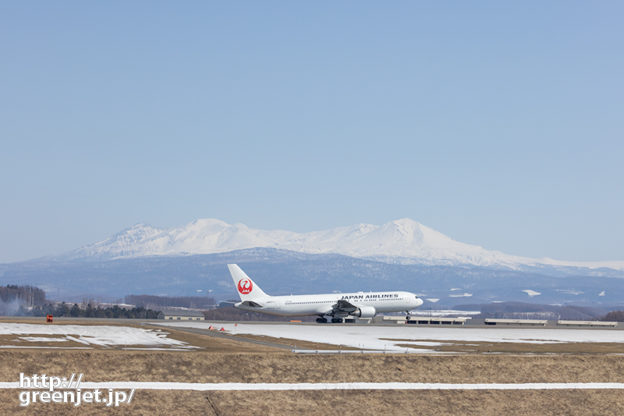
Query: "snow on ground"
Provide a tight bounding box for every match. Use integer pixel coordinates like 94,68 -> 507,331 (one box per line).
2,381 -> 624,390
522,289 -> 541,297
19,337 -> 67,343
158,322 -> 624,353
409,310 -> 480,317
0,346 -> 91,350
0,323 -> 190,348
556,289 -> 583,296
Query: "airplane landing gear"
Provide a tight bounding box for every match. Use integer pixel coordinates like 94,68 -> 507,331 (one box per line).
331,317 -> 344,324
316,317 -> 328,323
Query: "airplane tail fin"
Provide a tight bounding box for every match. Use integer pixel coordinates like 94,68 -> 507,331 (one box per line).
227,264 -> 269,301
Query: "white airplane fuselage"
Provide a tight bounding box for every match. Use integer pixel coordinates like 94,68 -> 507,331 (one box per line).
235,291 -> 422,317
228,264 -> 423,319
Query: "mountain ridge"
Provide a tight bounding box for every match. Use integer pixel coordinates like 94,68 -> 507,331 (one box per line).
3,247 -> 624,303
61,218 -> 624,272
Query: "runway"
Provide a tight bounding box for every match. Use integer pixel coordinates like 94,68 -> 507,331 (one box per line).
157,321 -> 624,353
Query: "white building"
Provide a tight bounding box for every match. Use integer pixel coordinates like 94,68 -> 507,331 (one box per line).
161,308 -> 205,321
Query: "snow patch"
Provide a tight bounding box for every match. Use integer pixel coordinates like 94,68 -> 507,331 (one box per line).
556,289 -> 584,296
0,324 -> 190,348
18,337 -> 67,343
522,290 -> 541,297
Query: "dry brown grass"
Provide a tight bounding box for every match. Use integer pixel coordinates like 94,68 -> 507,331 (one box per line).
145,326 -> 281,352
1,348 -> 624,415
2,319 -> 624,414
229,333 -> 361,350
196,390 -> 624,416
2,390 -> 624,415
1,350 -> 624,384
389,339 -> 624,354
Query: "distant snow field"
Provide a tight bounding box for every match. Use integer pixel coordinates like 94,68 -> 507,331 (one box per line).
409,310 -> 480,317
158,322 -> 624,353
0,323 -> 191,349
522,289 -> 541,297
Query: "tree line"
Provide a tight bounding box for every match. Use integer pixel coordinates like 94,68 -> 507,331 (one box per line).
602,311 -> 624,322
31,302 -> 162,319
0,285 -> 46,306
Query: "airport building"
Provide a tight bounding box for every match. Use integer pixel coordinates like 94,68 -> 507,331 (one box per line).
160,308 -> 205,321
379,316 -> 471,325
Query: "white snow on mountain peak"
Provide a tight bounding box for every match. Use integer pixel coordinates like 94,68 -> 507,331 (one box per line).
68,218 -> 624,271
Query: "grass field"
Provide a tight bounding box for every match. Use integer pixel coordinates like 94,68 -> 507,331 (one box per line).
2,390 -> 624,416
1,318 -> 624,415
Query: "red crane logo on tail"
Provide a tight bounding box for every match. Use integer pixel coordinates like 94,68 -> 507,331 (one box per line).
237,279 -> 253,295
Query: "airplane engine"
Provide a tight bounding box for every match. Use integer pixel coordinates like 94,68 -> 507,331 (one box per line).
352,306 -> 376,318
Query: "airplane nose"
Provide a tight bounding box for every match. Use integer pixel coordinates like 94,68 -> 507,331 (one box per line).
415,296 -> 423,307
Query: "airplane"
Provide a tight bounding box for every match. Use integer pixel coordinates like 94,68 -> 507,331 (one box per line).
227,264 -> 424,323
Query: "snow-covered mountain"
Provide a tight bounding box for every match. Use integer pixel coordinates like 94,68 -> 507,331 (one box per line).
66,218 -> 624,271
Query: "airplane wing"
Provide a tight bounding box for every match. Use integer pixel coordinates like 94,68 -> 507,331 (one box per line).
331,299 -> 358,316
330,299 -> 377,319
239,300 -> 263,308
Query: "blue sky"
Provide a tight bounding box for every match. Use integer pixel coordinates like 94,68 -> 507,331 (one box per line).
1,1 -> 622,262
